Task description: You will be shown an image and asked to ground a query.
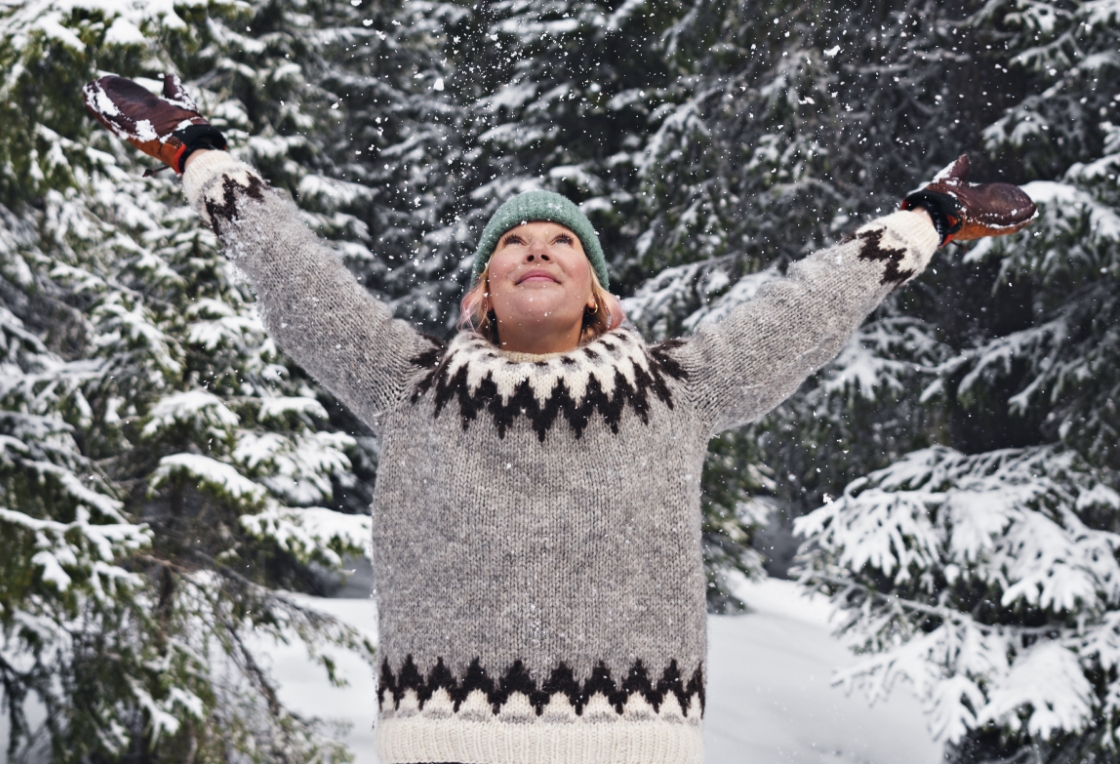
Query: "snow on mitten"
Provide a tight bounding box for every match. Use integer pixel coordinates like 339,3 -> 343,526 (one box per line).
900,155 -> 1037,246
82,74 -> 227,175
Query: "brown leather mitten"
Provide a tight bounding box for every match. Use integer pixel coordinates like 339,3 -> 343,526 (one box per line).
900,155 -> 1037,246
82,74 -> 227,175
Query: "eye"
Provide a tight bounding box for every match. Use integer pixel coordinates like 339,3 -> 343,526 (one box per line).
553,234 -> 573,245
502,234 -> 525,247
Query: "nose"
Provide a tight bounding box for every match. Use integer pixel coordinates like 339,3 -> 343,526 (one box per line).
524,239 -> 551,263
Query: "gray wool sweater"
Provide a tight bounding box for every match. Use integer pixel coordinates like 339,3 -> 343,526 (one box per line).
182,150 -> 940,764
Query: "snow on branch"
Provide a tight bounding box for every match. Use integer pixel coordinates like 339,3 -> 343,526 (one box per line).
142,390 -> 240,437
233,430 -> 354,506
796,445 -> 1120,746
821,318 -> 945,402
240,505 -> 371,567
0,504 -> 148,595
623,255 -> 780,340
152,453 -> 266,504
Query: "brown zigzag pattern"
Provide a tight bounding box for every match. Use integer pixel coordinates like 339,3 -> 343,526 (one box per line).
847,228 -> 915,286
409,334 -> 688,441
204,173 -> 268,236
408,333 -> 446,371
379,655 -> 705,718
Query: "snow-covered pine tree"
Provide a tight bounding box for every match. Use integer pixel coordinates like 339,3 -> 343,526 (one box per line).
794,4 -> 1120,754
0,0 -> 418,758
614,0 -> 1120,757
738,1 -> 1120,761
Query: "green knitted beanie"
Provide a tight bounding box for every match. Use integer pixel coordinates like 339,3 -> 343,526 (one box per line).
470,190 -> 608,289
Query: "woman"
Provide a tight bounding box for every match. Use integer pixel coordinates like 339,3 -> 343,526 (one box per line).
83,74 -> 1035,764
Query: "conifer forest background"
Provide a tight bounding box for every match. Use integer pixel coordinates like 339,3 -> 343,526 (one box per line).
0,0 -> 1118,760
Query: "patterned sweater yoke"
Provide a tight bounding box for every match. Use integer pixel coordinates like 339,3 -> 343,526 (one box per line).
182,151 -> 940,764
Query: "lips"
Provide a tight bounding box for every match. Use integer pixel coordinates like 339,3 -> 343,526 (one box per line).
516,269 -> 559,284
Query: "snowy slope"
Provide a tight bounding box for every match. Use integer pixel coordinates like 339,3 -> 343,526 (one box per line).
706,577 -> 941,763
261,577 -> 942,764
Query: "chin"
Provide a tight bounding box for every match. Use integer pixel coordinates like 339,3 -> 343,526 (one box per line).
503,296 -> 577,322
512,311 -> 580,328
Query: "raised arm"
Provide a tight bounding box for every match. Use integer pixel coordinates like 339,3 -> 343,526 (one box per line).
669,155 -> 1037,436
180,150 -> 432,428
673,210 -> 940,435
83,74 -> 433,429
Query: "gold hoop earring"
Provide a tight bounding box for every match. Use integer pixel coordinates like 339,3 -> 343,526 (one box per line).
588,302 -> 599,315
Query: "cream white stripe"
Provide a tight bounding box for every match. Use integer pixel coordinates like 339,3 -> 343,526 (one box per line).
857,209 -> 940,270
181,150 -> 246,206
376,715 -> 704,764
443,328 -> 651,408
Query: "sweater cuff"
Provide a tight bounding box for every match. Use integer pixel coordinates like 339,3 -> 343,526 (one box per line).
875,209 -> 941,255
181,150 -> 264,230
854,209 -> 941,284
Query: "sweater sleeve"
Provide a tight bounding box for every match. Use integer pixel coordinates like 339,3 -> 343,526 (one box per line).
671,210 -> 941,436
182,150 -> 434,430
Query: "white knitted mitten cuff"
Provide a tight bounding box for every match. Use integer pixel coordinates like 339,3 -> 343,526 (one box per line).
855,209 -> 941,282
181,150 -> 262,228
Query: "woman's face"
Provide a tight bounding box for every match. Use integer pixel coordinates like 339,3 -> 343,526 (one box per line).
484,221 -> 596,335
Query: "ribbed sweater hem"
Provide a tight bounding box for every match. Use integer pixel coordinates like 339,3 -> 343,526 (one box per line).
376,715 -> 704,764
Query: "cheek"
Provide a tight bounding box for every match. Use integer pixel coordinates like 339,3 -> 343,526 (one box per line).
563,257 -> 593,294
487,251 -> 522,286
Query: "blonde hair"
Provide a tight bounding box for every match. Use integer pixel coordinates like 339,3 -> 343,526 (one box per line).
458,264 -> 615,345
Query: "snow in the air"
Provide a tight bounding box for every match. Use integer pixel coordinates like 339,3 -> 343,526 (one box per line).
5,0 -> 1119,757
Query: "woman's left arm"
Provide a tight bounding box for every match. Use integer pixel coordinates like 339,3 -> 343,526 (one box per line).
673,210 -> 940,436
667,156 -> 1037,435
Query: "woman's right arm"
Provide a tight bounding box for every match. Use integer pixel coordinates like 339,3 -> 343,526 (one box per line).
182,150 -> 437,429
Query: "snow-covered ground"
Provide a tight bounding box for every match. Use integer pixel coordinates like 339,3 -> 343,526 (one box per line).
265,576 -> 942,764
